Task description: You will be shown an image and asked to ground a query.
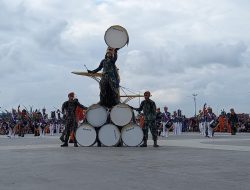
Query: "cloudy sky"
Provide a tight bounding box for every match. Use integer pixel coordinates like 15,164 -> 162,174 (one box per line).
1,0 -> 250,117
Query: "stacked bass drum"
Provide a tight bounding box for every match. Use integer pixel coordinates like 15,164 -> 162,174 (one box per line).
75,103 -> 143,147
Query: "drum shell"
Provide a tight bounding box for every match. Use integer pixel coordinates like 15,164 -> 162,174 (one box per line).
86,104 -> 108,128
165,121 -> 173,129
210,120 -> 218,128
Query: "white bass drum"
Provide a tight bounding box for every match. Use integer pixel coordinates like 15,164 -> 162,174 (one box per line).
104,25 -> 129,49
75,124 -> 96,147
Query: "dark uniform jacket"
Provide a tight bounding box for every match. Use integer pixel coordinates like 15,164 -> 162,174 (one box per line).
136,99 -> 156,121
62,99 -> 87,119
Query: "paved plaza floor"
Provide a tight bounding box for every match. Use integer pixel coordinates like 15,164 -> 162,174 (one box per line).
0,132 -> 249,190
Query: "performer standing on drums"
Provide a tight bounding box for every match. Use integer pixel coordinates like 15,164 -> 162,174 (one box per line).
60,92 -> 88,147
228,108 -> 238,135
130,91 -> 159,147
87,48 -> 120,108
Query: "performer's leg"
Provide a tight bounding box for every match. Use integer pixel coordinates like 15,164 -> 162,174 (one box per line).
207,123 -> 213,138
149,121 -> 159,147
166,128 -> 169,137
73,123 -> 78,147
61,126 -> 70,147
230,124 -> 234,135
173,123 -> 177,135
99,78 -> 108,106
199,122 -> 202,135
7,127 -> 12,138
140,121 -> 149,147
162,122 -> 166,137
178,122 -> 182,135
205,122 -> 208,137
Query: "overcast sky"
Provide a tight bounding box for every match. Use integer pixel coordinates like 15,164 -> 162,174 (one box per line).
1,0 -> 250,117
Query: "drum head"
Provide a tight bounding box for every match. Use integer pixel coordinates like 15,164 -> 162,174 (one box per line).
121,124 -> 143,147
75,124 -> 96,146
104,25 -> 129,49
86,104 -> 108,127
110,103 -> 132,126
98,124 -> 121,146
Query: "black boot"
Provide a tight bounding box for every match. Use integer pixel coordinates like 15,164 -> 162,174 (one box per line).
117,140 -> 123,147
59,135 -> 65,142
97,141 -> 101,147
153,140 -> 159,147
61,143 -> 68,147
74,143 -> 78,147
140,140 -> 147,147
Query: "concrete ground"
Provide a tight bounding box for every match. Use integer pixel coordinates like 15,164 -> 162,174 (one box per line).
0,132 -> 250,190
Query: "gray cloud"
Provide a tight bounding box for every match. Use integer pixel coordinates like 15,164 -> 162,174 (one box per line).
1,0 -> 250,116
181,41 -> 248,67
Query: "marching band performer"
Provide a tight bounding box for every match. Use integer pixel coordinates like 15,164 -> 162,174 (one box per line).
177,109 -> 183,134
60,92 -> 88,147
228,108 -> 238,135
156,108 -> 163,136
172,111 -> 179,135
161,106 -> 171,137
218,111 -> 230,133
130,91 -> 159,147
87,47 -> 120,108
204,107 -> 217,138
17,106 -> 29,137
198,110 -> 205,136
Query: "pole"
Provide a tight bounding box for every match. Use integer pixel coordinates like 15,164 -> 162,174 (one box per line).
192,93 -> 198,117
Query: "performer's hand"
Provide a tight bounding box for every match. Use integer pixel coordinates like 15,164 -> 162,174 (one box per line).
129,106 -> 134,110
134,108 -> 139,112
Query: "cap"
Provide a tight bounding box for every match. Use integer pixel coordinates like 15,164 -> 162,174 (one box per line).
68,92 -> 74,98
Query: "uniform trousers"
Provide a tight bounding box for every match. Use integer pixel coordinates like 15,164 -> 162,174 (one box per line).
142,120 -> 158,141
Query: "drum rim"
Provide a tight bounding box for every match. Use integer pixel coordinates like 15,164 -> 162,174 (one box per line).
75,124 -> 97,147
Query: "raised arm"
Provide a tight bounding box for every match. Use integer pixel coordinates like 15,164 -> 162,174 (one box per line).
88,60 -> 104,73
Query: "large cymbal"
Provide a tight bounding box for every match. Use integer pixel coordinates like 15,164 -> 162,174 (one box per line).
71,71 -> 102,77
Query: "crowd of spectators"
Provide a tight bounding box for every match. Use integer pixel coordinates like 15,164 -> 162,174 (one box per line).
1,105 -> 250,138
135,108 -> 250,135
0,106 -> 64,137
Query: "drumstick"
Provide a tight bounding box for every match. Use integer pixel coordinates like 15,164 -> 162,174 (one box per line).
84,64 -> 88,71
